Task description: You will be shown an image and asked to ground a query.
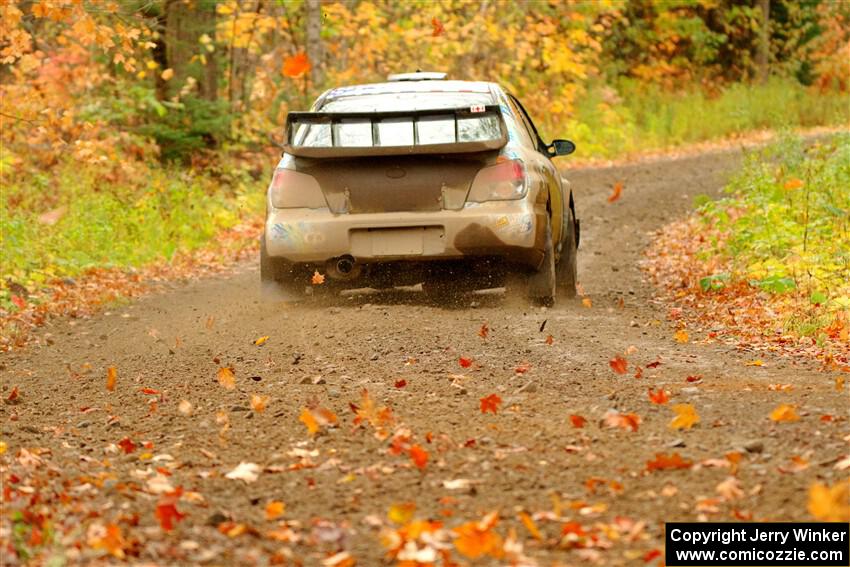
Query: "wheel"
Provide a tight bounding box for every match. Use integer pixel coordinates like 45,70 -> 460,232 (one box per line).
526,217 -> 556,306
260,237 -> 305,299
556,207 -> 578,298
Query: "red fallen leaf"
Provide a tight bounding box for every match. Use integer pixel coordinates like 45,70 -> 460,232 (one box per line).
282,52 -> 311,78
155,487 -> 185,531
478,323 -> 489,339
139,388 -> 159,395
459,357 -> 473,368
409,444 -> 429,469
394,379 -> 407,388
545,334 -> 554,345
156,466 -> 172,476
480,394 -> 502,414
11,295 -> 26,310
646,452 -> 693,472
561,521 -> 585,537
609,356 -> 628,374
514,362 -> 531,374
143,441 -> 154,449
644,549 -> 662,562
464,438 -> 476,447
634,366 -> 643,379
7,387 -> 19,403
117,437 -> 136,454
607,181 -> 624,203
820,414 -> 833,422
570,414 -> 587,428
431,17 -> 445,37
425,432 -> 434,443
686,375 -> 703,383
604,411 -> 641,432
646,360 -> 662,369
648,388 -> 669,405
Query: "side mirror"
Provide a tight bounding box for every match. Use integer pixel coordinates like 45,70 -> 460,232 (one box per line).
547,139 -> 576,157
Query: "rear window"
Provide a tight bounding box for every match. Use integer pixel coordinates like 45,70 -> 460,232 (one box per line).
292,92 -> 501,149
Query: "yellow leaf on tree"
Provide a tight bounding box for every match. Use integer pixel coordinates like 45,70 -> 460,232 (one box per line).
388,502 -> 416,524
265,500 -> 285,520
674,329 -> 689,343
217,367 -> 235,390
769,403 -> 800,423
669,404 -> 700,430
807,480 -> 849,521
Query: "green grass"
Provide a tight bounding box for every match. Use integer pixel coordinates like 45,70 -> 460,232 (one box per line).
0,156 -> 263,302
698,133 -> 850,331
559,78 -> 850,159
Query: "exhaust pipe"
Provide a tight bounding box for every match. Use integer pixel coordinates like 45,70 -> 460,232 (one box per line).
325,255 -> 360,280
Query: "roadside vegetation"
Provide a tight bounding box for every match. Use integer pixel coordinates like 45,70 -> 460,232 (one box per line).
645,133 -> 850,362
1,0 -> 848,344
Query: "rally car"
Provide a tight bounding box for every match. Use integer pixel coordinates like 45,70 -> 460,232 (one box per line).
261,72 -> 579,305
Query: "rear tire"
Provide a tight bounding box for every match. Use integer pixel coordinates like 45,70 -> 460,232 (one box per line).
526,218 -> 556,307
556,209 -> 578,298
260,237 -> 305,299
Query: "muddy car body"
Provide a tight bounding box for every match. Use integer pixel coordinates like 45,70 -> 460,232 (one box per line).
262,73 -> 579,304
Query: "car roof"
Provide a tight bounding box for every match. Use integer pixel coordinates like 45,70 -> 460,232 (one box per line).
319,80 -> 499,106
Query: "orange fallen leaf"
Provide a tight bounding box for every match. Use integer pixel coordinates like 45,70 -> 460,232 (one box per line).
7,387 -> 19,403
669,403 -> 700,430
453,512 -> 502,559
604,410 -> 641,432
746,359 -> 765,367
518,511 -> 541,540
155,487 -> 185,531
311,270 -> 325,285
835,376 -> 845,391
514,362 -> 531,374
409,444 -> 429,469
581,297 -> 592,308
609,356 -> 628,374
767,383 -> 793,392
646,452 -> 693,472
265,500 -> 285,520
388,502 -> 416,524
478,323 -> 489,339
648,388 -> 669,404
139,387 -> 159,395
250,394 -> 269,413
217,367 -> 235,390
770,403 -> 800,422
480,394 -> 502,414
299,406 -> 338,436
607,181 -> 623,203
569,414 -> 587,428
807,480 -> 849,521
89,523 -> 126,559
106,366 -> 117,391
117,437 -> 136,454
633,365 -> 643,379
282,52 -> 311,78
674,329 -> 689,343
545,334 -> 554,345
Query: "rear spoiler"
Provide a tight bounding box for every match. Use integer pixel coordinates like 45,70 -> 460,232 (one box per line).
283,105 -> 507,158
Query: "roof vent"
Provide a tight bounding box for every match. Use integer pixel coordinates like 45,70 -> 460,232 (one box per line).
387,71 -> 447,82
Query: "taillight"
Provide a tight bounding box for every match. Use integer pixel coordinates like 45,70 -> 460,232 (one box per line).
268,169 -> 327,209
467,159 -> 527,202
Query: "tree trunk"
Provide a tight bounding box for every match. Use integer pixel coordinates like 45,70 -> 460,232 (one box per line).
757,0 -> 770,84
196,1 -> 218,102
306,0 -> 323,86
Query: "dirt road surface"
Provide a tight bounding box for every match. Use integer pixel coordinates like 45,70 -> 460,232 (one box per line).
2,149 -> 846,565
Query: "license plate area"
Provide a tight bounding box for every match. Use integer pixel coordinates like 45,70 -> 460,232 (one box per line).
350,227 -> 445,257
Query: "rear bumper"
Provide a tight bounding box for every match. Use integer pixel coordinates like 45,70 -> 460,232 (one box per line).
265,201 -> 546,269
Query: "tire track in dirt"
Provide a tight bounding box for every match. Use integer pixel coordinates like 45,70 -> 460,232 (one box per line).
2,149 -> 845,565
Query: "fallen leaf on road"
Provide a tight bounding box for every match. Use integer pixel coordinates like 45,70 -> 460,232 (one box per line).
408,444 -> 429,469
106,366 -> 117,391
217,367 -> 235,390
250,394 -> 269,413
88,523 -> 126,559
607,181 -> 623,203
807,480 -> 849,521
459,357 -> 473,368
480,394 -> 502,414
478,323 -> 489,339
394,379 -> 407,388
604,410 -> 641,432
265,501 -> 285,520
443,479 -> 472,490
253,336 -> 269,346
117,437 -> 136,454
300,406 -> 338,436
545,334 -> 554,345
646,452 -> 693,472
648,388 -> 669,404
674,329 -> 689,343
225,462 -> 261,483
746,359 -> 765,367
155,487 -> 185,531
609,356 -> 628,374
582,297 -> 592,308
388,502 -> 416,524
518,511 -> 541,540
570,414 -> 587,428
453,512 -> 502,559
6,386 -> 19,403
716,476 -> 743,500
178,400 -> 193,415
770,403 -> 800,422
669,404 -> 700,430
